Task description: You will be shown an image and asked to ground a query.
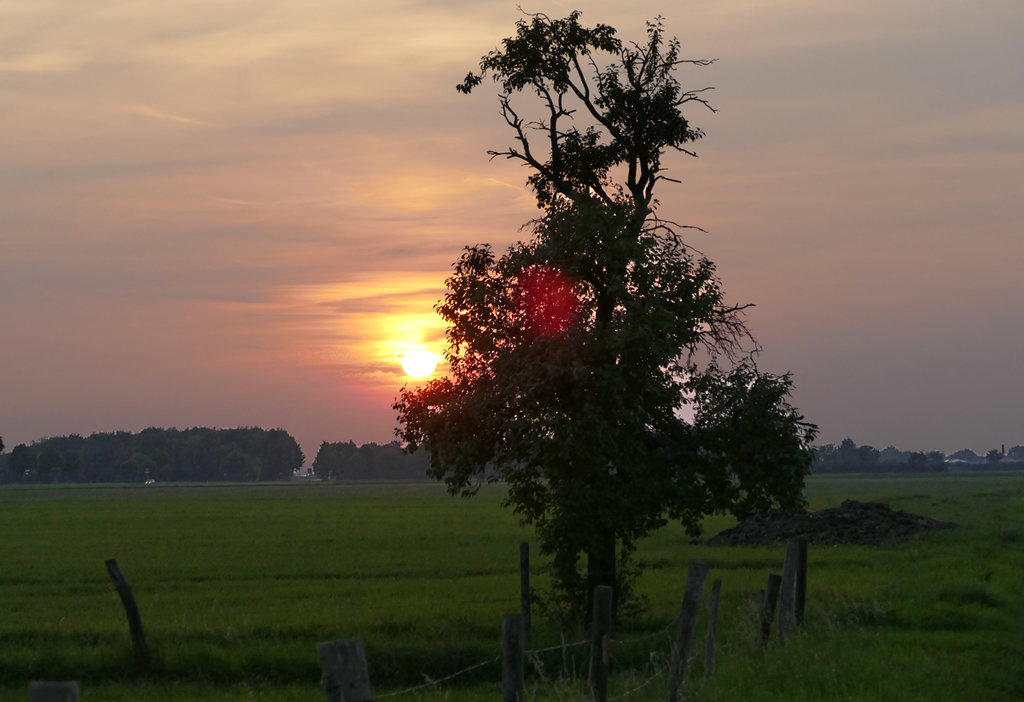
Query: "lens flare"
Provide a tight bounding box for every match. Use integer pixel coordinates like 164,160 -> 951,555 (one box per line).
520,266 -> 578,337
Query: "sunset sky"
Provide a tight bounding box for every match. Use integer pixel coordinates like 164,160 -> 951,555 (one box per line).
3,0 -> 1022,463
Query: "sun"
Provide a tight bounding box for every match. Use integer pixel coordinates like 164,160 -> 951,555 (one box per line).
400,349 -> 438,378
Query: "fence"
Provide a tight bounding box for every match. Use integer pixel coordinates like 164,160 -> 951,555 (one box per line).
30,539 -> 809,702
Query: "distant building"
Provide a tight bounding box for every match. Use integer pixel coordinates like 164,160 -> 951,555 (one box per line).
944,459 -> 972,473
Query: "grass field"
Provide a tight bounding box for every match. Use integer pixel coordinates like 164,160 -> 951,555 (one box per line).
1,473 -> 1021,701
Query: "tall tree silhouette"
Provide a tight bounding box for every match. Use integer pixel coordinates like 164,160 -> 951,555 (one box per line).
395,12 -> 815,620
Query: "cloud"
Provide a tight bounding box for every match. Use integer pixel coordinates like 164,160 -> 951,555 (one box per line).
127,104 -> 214,127
0,49 -> 84,73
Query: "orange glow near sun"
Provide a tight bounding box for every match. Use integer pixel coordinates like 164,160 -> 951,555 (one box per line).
277,273 -> 447,386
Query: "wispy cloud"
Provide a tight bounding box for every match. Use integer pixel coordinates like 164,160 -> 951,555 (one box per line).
0,49 -> 83,73
127,104 -> 214,127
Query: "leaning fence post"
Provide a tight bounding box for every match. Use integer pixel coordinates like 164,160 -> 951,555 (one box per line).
316,639 -> 374,702
519,542 -> 531,635
104,559 -> 149,661
759,573 -> 782,646
666,560 -> 709,702
704,578 -> 722,682
29,682 -> 79,702
502,613 -> 525,702
589,585 -> 613,702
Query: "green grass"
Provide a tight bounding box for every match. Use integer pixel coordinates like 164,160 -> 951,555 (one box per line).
0,474 -> 1021,700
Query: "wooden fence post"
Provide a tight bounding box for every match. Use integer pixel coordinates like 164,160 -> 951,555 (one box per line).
759,573 -> 782,646
778,539 -> 804,643
502,613 -> 525,702
794,537 -> 808,626
704,578 -> 722,682
589,585 -> 613,702
666,560 -> 709,702
519,542 -> 531,635
316,639 -> 374,702
29,682 -> 79,702
104,559 -> 149,661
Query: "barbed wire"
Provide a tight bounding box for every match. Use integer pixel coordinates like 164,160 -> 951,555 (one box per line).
371,622 -> 678,700
376,656 -> 499,699
525,636 -> 590,655
375,636 -> 590,699
609,621 -> 675,648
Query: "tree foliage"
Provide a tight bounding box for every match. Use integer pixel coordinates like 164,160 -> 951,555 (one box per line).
311,440 -> 430,481
0,427 -> 304,484
395,12 -> 816,621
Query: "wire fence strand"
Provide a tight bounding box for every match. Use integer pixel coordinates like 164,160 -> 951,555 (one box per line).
376,656 -> 500,699
370,623 -> 679,700
525,637 -> 590,655
376,637 -> 591,698
610,622 -> 676,648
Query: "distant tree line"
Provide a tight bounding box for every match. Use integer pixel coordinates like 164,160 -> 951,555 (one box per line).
0,427 -> 303,484
311,441 -> 431,481
5,430 -> 1021,483
813,438 -> 1024,474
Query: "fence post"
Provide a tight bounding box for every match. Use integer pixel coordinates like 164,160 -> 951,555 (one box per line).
665,560 -> 708,702
29,682 -> 79,702
759,573 -> 782,646
519,542 -> 531,635
704,578 -> 722,682
778,540 -> 803,643
794,537 -> 808,626
316,639 -> 374,702
104,559 -> 149,661
502,613 -> 525,702
589,585 -> 613,702
777,538 -> 808,640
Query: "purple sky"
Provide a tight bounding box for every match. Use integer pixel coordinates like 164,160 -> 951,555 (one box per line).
3,0 -> 1022,463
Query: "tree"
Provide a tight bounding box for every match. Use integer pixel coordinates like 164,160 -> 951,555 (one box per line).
312,440 -> 358,480
219,446 -> 256,481
8,444 -> 35,482
35,445 -> 63,483
878,446 -> 908,463
259,429 -> 305,480
394,12 -> 815,621
906,451 -> 943,472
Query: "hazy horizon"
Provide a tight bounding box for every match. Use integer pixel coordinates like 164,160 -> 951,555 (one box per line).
3,1 -> 1022,463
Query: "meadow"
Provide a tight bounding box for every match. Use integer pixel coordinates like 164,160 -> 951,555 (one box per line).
0,473 -> 1021,701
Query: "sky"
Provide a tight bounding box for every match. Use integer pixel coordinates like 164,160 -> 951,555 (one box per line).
2,0 -> 1022,463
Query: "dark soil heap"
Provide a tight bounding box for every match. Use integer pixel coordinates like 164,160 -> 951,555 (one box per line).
706,499 -> 956,546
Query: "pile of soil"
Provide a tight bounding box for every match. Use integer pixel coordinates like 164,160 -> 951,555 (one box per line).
706,499 -> 956,546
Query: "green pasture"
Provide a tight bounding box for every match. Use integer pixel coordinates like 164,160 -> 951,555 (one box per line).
0,474 -> 1021,701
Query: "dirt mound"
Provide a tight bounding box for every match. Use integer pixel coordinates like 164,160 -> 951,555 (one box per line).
706,499 -> 956,546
